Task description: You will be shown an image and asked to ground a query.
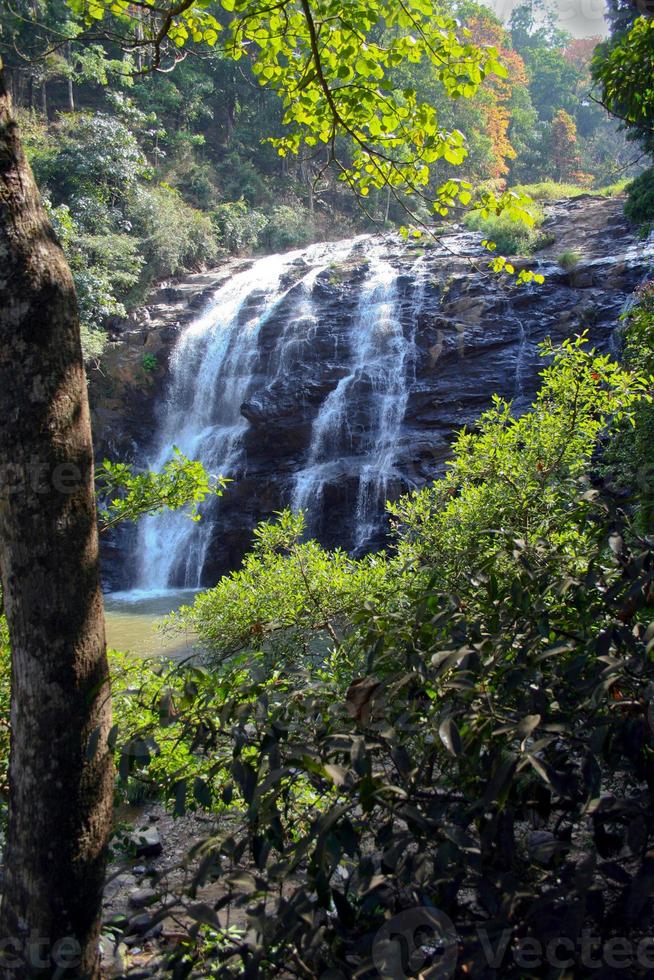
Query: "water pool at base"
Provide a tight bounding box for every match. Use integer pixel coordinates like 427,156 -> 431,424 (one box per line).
104,588 -> 203,660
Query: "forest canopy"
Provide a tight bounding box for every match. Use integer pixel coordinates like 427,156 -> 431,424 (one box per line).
0,0 -> 639,353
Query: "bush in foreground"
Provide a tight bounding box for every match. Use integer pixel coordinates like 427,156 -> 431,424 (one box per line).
92,334 -> 654,977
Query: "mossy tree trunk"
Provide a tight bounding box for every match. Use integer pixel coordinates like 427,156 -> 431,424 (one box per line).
0,64 -> 113,979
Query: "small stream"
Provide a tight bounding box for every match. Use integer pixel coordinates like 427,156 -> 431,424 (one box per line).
104,589 -> 203,659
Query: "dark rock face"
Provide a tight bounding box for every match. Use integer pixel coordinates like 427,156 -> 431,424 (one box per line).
91,197 -> 654,591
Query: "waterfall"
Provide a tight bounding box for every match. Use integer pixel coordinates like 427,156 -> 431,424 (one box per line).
292,246 -> 425,549
104,199 -> 654,596
136,238 -> 361,592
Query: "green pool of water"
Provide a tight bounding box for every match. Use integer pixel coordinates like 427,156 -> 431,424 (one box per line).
104,589 -> 203,660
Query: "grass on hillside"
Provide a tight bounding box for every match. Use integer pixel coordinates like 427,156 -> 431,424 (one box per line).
511,179 -> 629,201
463,179 -> 630,256
558,250 -> 581,270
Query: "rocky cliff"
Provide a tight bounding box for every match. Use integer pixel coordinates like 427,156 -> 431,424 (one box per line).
90,196 -> 654,591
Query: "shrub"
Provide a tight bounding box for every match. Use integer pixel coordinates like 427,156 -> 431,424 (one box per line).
390,335 -> 645,598
511,180 -> 587,201
211,200 -> 316,255
557,250 -> 581,270
464,205 -> 543,255
211,200 -> 268,254
129,183 -> 220,281
112,341 -> 654,977
604,280 -> 654,531
511,180 -> 628,201
625,167 -> 654,224
46,199 -> 142,358
179,510 -> 654,978
168,510 -> 391,666
259,203 -> 315,252
32,111 -> 150,207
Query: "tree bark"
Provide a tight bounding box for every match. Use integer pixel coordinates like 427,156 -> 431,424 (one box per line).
66,43 -> 75,114
0,65 -> 113,979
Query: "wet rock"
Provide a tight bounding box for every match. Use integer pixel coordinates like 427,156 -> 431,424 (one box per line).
127,912 -> 153,936
128,887 -> 158,909
528,830 -> 557,865
100,939 -> 128,977
131,827 -> 163,859
93,197 -> 654,589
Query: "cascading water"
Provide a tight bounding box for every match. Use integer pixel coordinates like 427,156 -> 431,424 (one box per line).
292,246 -> 425,549
136,238 -> 361,591
124,197 -> 654,596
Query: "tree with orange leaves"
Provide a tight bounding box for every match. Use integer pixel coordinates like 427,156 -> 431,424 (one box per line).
550,108 -> 584,181
466,12 -> 529,178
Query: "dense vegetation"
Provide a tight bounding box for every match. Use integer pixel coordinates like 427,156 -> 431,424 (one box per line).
73,299 -> 654,976
0,0 -> 640,355
2,0 -> 654,975
4,308 -> 654,976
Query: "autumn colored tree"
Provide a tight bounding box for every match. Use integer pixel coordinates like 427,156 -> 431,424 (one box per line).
563,37 -> 602,73
550,108 -> 583,182
467,12 -> 529,178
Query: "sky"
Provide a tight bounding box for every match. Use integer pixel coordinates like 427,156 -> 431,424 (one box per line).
482,0 -> 609,38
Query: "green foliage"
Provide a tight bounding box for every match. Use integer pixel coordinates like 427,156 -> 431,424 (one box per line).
593,16 -> 654,154
557,249 -> 581,270
604,281 -> 654,531
512,179 -> 629,200
19,106 -> 220,354
464,204 -> 543,255
45,197 -> 141,353
34,111 -> 150,203
68,0 -> 510,223
210,199 -> 315,254
109,650 -> 221,807
172,509 -> 654,977
211,200 -> 268,254
390,336 -> 649,597
625,167 -> 654,225
141,353 -> 158,374
20,112 -> 144,354
169,510 -> 391,665
259,203 -> 316,252
106,338 -> 654,976
96,448 -> 229,534
129,183 -> 220,282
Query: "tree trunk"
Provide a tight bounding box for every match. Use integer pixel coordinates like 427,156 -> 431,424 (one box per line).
66,43 -> 75,113
0,65 -> 113,979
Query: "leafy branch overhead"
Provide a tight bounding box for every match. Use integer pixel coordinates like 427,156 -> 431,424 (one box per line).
67,0 -> 539,279
96,448 -> 228,533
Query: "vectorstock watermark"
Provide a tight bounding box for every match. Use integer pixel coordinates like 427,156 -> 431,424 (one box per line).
0,934 -> 81,971
372,907 -> 458,979
0,459 -> 86,496
371,908 -> 654,978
